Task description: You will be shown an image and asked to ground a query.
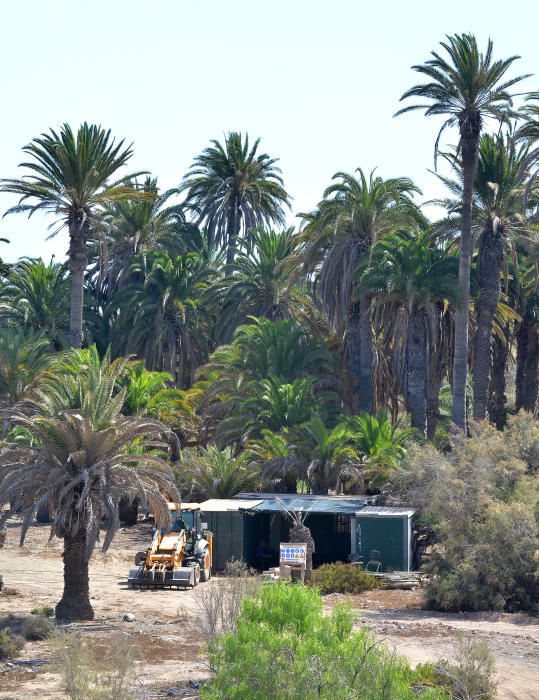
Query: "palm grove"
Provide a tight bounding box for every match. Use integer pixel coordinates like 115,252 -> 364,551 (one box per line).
0,34 -> 538,620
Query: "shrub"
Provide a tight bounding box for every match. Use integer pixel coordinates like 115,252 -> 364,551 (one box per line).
54,632 -> 142,700
197,558 -> 259,640
31,605 -> 55,617
22,614 -> 54,640
0,629 -> 24,660
389,421 -> 539,612
203,583 -> 449,699
310,563 -> 381,595
436,637 -> 497,700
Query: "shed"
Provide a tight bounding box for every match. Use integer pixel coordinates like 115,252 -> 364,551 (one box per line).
355,507 -> 415,572
198,499 -> 262,570
234,493 -> 375,569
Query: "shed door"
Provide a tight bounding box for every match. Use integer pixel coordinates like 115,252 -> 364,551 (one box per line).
357,517 -> 404,571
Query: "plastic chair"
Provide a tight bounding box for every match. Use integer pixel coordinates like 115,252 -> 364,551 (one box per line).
365,549 -> 381,572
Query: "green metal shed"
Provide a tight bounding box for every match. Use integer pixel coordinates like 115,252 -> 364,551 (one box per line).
199,499 -> 262,570
354,507 -> 415,572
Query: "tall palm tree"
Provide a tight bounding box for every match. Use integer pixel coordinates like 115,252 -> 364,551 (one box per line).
359,228 -> 459,434
300,169 -> 423,413
0,123 -> 144,348
0,355 -> 176,621
0,257 -> 70,347
181,132 -> 290,267
435,133 -> 537,421
396,33 -> 528,429
218,227 -> 317,337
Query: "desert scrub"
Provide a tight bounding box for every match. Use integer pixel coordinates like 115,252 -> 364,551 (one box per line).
22,614 -> 54,640
203,583 -> 448,699
0,628 -> 24,660
310,563 -> 381,594
54,632 -> 143,700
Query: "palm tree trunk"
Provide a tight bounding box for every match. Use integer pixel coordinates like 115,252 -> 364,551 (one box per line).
406,308 -> 428,435
55,529 -> 94,621
68,239 -> 87,349
452,131 -> 479,430
358,294 -> 373,414
347,302 -> 362,413
472,220 -> 503,421
68,216 -> 89,348
488,330 -> 509,429
225,198 -> 241,271
516,314 -> 538,413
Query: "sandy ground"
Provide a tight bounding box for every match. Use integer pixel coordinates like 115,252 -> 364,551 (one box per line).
0,521 -> 538,699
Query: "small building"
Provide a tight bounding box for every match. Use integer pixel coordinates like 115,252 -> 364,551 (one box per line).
199,493 -> 376,571
355,506 -> 416,572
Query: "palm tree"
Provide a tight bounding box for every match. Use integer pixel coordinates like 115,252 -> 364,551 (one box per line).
0,356 -> 177,621
181,132 -> 290,267
0,329 -> 50,404
109,251 -> 213,386
295,415 -> 360,495
300,169 -> 423,413
197,318 -> 337,441
515,260 -> 539,414
0,123 -> 144,348
93,176 -> 186,297
396,33 -> 528,429
0,257 -> 70,347
177,444 -> 259,499
218,227 -> 317,337
359,228 -> 459,434
436,133 -> 537,421
516,92 -> 539,144
348,412 -> 415,488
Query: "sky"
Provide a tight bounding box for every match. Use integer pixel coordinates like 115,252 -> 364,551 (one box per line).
0,0 -> 537,262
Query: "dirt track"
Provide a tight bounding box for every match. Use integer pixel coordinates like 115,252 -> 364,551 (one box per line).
0,521 -> 538,699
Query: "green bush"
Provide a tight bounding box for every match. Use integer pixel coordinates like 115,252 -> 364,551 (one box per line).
310,563 -> 381,595
436,637 -> 497,700
203,583 -> 449,699
21,614 -> 54,640
0,628 -> 24,660
391,421 -> 539,612
30,605 -> 55,617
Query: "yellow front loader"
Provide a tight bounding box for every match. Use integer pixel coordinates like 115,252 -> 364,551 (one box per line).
128,503 -> 213,589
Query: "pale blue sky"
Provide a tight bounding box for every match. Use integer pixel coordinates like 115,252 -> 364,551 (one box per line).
0,0 -> 537,262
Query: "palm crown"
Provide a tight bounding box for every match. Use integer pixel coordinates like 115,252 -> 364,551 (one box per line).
181,132 -> 290,265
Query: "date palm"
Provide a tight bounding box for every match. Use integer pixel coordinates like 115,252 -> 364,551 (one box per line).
0,257 -> 70,347
218,227 -> 316,337
0,329 -> 50,404
0,123 -> 144,348
435,133 -> 537,420
94,176 -> 186,297
181,132 -> 290,267
177,444 -> 259,499
109,251 -> 213,386
396,33 -> 528,429
359,228 -> 459,434
0,355 -> 177,621
300,169 -> 423,413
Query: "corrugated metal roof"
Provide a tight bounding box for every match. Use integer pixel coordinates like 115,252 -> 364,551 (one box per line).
251,496 -> 369,515
356,506 -> 415,517
199,499 -> 262,512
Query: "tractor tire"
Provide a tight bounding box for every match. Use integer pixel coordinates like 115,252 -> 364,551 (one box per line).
192,564 -> 201,587
119,497 -> 139,526
35,503 -> 51,524
134,551 -> 147,566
